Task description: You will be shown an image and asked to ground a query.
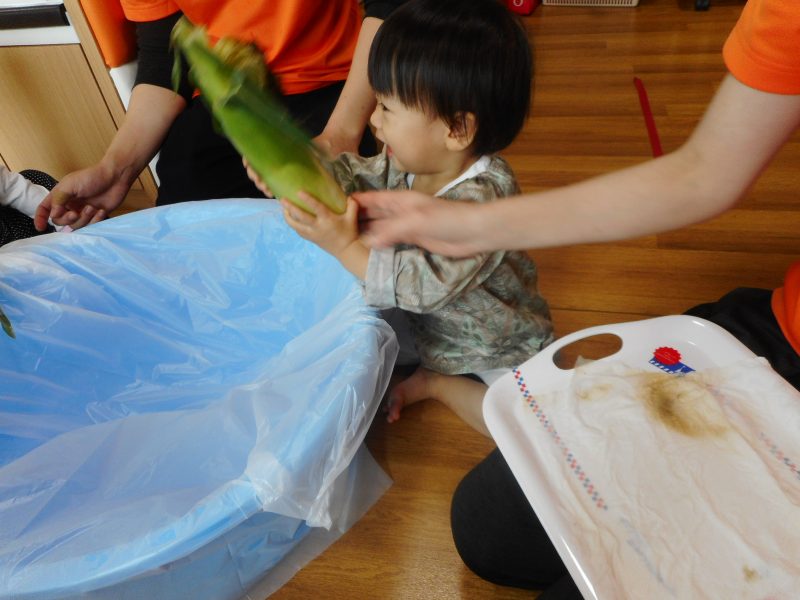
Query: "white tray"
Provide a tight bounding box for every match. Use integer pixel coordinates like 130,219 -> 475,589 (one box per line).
483,315 -> 766,599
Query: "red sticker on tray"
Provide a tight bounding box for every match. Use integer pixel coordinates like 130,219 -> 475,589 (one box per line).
653,346 -> 681,365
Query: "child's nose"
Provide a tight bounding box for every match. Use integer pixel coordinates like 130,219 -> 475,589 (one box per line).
369,106 -> 381,130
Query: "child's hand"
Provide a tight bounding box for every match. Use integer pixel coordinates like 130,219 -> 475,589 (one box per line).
242,157 -> 274,198
281,191 -> 359,258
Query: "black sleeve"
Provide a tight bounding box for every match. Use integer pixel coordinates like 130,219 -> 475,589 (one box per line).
133,11 -> 193,101
362,0 -> 406,20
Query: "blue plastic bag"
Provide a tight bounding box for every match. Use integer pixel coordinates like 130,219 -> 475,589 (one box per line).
0,200 -> 397,599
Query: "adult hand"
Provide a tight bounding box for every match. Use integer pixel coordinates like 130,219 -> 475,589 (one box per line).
34,162 -> 129,231
354,189 -> 487,258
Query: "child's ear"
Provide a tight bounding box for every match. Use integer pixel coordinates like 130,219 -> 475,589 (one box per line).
444,112 -> 477,151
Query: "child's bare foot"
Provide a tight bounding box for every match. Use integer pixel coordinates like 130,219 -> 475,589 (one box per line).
385,367 -> 437,423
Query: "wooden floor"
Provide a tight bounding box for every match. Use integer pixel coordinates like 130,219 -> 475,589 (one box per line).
272,1 -> 799,598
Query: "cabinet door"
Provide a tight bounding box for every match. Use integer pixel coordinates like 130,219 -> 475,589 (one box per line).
0,44 -> 153,212
0,44 -> 116,176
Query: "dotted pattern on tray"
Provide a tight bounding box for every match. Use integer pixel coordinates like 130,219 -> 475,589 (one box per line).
648,357 -> 695,375
513,368 -> 609,511
760,432 -> 800,482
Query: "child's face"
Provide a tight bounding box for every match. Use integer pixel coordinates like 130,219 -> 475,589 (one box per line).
370,94 -> 452,175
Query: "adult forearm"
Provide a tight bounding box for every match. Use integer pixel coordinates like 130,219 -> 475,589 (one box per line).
474,150 -> 728,252
318,17 -> 381,152
475,75 -> 800,252
359,76 -> 800,257
102,84 -> 186,186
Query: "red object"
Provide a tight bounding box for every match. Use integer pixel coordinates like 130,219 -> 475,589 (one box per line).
506,0 -> 540,16
633,77 -> 664,158
653,347 -> 681,366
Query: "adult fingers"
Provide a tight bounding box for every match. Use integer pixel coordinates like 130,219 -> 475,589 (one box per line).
88,209 -> 108,225
360,218 -> 399,248
33,196 -> 53,231
352,190 -> 394,219
34,189 -> 74,230
66,206 -> 99,231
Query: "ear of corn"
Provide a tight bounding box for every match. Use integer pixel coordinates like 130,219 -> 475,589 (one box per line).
0,307 -> 15,339
170,17 -> 347,215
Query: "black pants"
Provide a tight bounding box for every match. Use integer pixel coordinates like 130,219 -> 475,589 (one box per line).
685,287 -> 800,389
450,287 -> 800,598
156,81 -> 377,205
450,448 -> 584,599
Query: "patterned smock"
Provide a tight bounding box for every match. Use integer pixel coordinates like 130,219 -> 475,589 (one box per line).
329,151 -> 553,375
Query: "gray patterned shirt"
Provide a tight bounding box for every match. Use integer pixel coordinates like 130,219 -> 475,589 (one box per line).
329,151 -> 553,375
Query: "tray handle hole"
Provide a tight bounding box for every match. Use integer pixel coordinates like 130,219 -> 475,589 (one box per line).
553,333 -> 622,370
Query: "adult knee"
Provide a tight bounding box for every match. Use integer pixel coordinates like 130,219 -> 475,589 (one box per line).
450,449 -> 565,589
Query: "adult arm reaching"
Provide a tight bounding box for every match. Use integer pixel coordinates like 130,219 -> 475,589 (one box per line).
313,16 -> 383,157
34,84 -> 185,231
36,2 -> 405,229
357,74 -> 800,256
313,1 -> 407,157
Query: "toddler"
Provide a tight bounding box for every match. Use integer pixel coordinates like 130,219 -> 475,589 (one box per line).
252,0 -> 552,435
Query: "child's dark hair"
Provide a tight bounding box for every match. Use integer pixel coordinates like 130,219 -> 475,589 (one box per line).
368,0 -> 532,156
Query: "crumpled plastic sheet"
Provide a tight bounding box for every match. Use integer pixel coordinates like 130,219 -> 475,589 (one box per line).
0,200 -> 398,599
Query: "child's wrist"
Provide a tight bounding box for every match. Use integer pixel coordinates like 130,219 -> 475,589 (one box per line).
335,238 -> 362,262
336,239 -> 369,279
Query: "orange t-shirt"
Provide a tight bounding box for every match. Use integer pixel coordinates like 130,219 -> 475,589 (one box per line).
773,263 -> 800,355
723,0 -> 800,355
120,0 -> 362,95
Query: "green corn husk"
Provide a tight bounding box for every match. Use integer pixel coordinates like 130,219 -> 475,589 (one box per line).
0,306 -> 14,339
170,17 -> 347,215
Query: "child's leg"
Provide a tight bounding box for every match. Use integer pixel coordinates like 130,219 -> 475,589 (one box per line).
388,367 -> 491,437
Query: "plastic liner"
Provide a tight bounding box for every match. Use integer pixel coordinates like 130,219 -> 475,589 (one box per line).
0,200 -> 398,599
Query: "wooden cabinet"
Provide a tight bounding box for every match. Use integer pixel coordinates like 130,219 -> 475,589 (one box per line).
0,1 -> 156,213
